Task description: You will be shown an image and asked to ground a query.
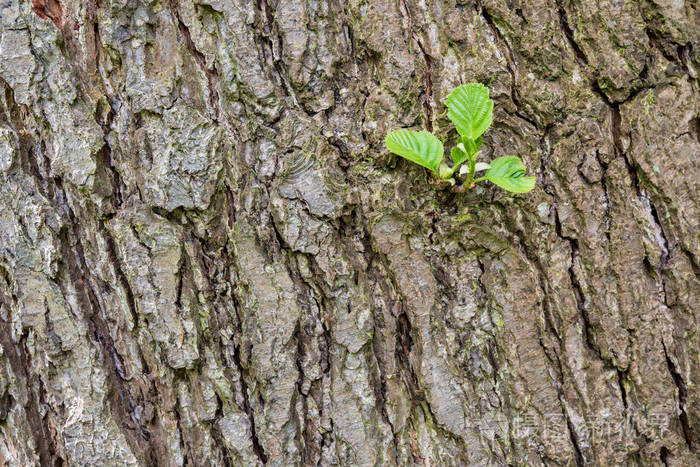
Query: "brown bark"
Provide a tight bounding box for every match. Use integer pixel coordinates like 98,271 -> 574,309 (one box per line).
0,0 -> 698,465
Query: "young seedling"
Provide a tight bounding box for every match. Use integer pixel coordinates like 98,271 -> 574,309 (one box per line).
384,83 -> 535,193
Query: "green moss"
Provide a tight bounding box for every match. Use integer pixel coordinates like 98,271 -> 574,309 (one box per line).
642,91 -> 655,115
494,313 -> 505,330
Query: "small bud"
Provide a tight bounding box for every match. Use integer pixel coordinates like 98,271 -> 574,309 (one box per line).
438,163 -> 453,179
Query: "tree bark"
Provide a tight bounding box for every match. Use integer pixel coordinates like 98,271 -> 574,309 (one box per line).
0,0 -> 698,465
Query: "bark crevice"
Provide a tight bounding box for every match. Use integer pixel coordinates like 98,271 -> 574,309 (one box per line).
171,0 -> 222,122
0,314 -> 61,465
231,342 -> 268,465
662,340 -> 693,450
56,192 -> 159,461
398,0 -> 434,131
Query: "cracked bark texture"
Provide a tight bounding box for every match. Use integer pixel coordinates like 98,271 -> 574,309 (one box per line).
0,0 -> 698,465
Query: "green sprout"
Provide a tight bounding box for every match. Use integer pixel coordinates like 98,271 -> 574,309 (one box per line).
385,83 -> 535,193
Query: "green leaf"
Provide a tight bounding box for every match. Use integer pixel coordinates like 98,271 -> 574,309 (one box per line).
385,129 -> 444,174
438,163 -> 454,179
480,156 -> 535,193
451,146 -> 468,167
445,83 -> 494,140
461,135 -> 483,157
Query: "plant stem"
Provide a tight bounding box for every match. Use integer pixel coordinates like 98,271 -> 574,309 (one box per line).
463,154 -> 476,187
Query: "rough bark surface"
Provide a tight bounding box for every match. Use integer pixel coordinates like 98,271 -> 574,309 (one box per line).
0,0 -> 698,465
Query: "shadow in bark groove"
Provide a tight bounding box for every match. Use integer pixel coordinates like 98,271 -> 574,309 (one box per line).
0,280 -> 61,466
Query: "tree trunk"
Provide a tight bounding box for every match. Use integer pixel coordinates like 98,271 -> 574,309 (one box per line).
0,0 -> 698,465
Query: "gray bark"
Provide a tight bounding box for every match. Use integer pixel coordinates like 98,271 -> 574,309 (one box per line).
0,0 -> 698,465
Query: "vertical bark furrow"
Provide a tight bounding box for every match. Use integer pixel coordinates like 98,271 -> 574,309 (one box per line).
171,1 -> 222,122
232,332 -> 268,464
663,341 -> 693,450
56,188 -> 156,462
0,320 -> 58,466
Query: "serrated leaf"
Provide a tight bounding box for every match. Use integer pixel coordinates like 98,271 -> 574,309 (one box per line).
445,83 -> 494,140
451,146 -> 468,167
481,156 -> 535,193
385,129 -> 444,173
